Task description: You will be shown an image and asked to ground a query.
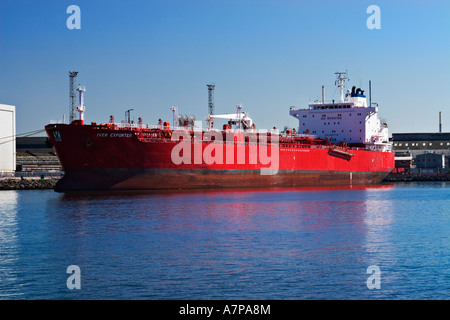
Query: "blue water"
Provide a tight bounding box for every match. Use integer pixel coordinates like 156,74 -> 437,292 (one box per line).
1,182 -> 450,300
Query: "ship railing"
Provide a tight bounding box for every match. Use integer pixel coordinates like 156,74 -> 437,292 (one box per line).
114,123 -> 161,129
365,143 -> 393,152
136,135 -> 367,151
111,123 -> 310,138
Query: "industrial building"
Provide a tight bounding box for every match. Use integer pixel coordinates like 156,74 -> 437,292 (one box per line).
15,137 -> 61,174
392,132 -> 450,173
415,153 -> 449,173
0,104 -> 16,176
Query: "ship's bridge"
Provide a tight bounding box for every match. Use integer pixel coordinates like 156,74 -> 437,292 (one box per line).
307,86 -> 368,110
288,74 -> 390,151
308,102 -> 355,110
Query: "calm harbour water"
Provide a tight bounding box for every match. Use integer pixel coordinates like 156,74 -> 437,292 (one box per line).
1,182 -> 450,300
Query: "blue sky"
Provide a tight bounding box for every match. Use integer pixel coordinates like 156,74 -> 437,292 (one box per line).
1,0 -> 449,136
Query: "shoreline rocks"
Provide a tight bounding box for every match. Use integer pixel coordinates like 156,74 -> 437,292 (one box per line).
383,173 -> 450,182
0,178 -> 59,190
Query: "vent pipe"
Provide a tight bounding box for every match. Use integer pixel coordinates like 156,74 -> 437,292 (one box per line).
322,85 -> 325,104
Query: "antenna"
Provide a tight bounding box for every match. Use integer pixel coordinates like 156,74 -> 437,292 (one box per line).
334,71 -> 348,103
69,71 -> 78,123
207,84 -> 215,115
126,109 -> 134,124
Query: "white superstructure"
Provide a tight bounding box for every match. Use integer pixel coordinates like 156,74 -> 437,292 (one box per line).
206,104 -> 254,131
0,104 -> 16,176
289,72 -> 391,152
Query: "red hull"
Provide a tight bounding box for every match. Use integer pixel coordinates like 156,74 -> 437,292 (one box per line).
45,123 -> 394,192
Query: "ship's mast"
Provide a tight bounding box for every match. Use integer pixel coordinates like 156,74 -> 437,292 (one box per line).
236,104 -> 242,130
335,71 -> 348,103
69,71 -> 78,123
171,106 -> 178,129
207,84 -> 215,115
76,86 -> 86,122
207,84 -> 215,129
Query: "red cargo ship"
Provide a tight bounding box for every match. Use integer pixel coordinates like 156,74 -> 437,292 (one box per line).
45,73 -> 394,192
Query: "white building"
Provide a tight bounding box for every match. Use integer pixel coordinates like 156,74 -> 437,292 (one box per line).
0,104 -> 16,176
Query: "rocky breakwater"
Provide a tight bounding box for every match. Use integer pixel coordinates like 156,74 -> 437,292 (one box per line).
384,173 -> 450,182
0,178 -> 59,190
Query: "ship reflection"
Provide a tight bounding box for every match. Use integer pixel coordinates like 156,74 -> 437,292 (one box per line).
53,184 -> 397,266
44,183 -> 401,298
58,183 -> 395,198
